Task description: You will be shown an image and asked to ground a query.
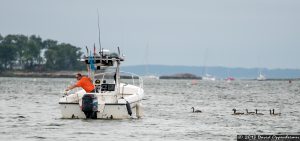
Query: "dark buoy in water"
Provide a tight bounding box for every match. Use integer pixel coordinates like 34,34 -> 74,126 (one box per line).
126,101 -> 132,116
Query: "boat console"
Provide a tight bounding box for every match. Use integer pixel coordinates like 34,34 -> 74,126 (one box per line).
100,84 -> 115,91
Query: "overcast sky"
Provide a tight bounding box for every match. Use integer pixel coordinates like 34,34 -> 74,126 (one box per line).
1,0 -> 299,69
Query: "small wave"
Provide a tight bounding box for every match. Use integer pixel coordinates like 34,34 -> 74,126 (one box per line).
73,132 -> 95,135
27,136 -> 47,139
10,115 -> 26,119
47,123 -> 65,126
256,130 -> 264,133
18,115 -> 26,118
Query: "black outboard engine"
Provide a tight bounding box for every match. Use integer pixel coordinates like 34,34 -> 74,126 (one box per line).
82,94 -> 98,119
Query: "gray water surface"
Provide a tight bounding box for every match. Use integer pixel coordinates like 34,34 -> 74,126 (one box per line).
0,77 -> 299,141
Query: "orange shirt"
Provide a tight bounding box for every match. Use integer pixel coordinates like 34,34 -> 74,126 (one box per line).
76,76 -> 95,92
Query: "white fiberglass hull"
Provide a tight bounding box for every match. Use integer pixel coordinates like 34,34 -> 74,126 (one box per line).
59,102 -> 141,119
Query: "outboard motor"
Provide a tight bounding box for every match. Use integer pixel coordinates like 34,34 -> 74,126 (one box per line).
82,94 -> 98,119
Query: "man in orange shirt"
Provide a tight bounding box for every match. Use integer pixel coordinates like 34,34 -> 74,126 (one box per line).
66,73 -> 96,93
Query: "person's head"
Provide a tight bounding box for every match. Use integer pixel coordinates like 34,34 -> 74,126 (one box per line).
75,73 -> 82,80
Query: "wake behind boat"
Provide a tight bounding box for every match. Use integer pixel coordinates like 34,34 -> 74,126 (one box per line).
59,48 -> 144,119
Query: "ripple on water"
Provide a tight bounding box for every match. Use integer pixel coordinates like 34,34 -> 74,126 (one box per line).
46,123 -> 65,126
26,136 -> 47,140
72,132 -> 95,135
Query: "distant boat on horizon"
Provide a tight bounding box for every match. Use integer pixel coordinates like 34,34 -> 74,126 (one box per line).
201,48 -> 216,81
225,77 -> 235,82
202,74 -> 216,81
257,73 -> 266,81
142,43 -> 159,80
225,68 -> 235,82
256,57 -> 266,81
142,75 -> 160,80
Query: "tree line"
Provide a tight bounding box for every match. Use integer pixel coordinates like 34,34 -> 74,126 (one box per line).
0,34 -> 85,72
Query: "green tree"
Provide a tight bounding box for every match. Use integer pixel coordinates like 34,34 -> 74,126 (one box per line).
0,34 -> 84,71
0,35 -> 18,70
5,34 -> 44,70
44,43 -> 84,71
43,39 -> 57,49
23,40 -> 39,69
13,34 -> 29,69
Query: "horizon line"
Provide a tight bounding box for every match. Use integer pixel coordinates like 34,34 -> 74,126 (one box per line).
122,64 -> 300,70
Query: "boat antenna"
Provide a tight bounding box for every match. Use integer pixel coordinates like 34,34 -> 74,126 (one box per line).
85,46 -> 89,56
97,9 -> 102,56
117,46 -> 120,57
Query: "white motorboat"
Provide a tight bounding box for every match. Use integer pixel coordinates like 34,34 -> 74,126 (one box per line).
59,48 -> 144,119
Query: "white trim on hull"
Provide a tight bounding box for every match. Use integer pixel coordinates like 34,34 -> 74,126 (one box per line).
59,102 -> 142,119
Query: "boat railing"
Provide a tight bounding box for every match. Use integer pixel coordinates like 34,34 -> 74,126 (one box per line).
93,71 -> 143,89
120,71 -> 143,89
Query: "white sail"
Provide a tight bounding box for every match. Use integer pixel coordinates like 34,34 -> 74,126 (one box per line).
257,73 -> 266,81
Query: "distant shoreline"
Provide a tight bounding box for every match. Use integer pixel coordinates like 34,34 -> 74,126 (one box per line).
0,71 -> 299,80
0,71 -> 138,79
246,78 -> 300,81
0,71 -> 81,78
159,76 -> 202,80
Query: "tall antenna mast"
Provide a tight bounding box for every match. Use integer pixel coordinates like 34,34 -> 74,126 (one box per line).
97,9 -> 102,55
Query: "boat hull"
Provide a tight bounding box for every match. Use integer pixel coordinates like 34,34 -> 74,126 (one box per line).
59,102 -> 141,119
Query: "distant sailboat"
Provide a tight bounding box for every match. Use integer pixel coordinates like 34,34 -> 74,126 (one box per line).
142,43 -> 159,80
257,72 -> 266,81
256,57 -> 266,81
225,68 -> 235,82
202,74 -> 216,81
201,49 -> 216,81
142,75 -> 159,80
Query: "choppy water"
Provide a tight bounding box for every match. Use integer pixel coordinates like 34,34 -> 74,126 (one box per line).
0,77 -> 300,141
